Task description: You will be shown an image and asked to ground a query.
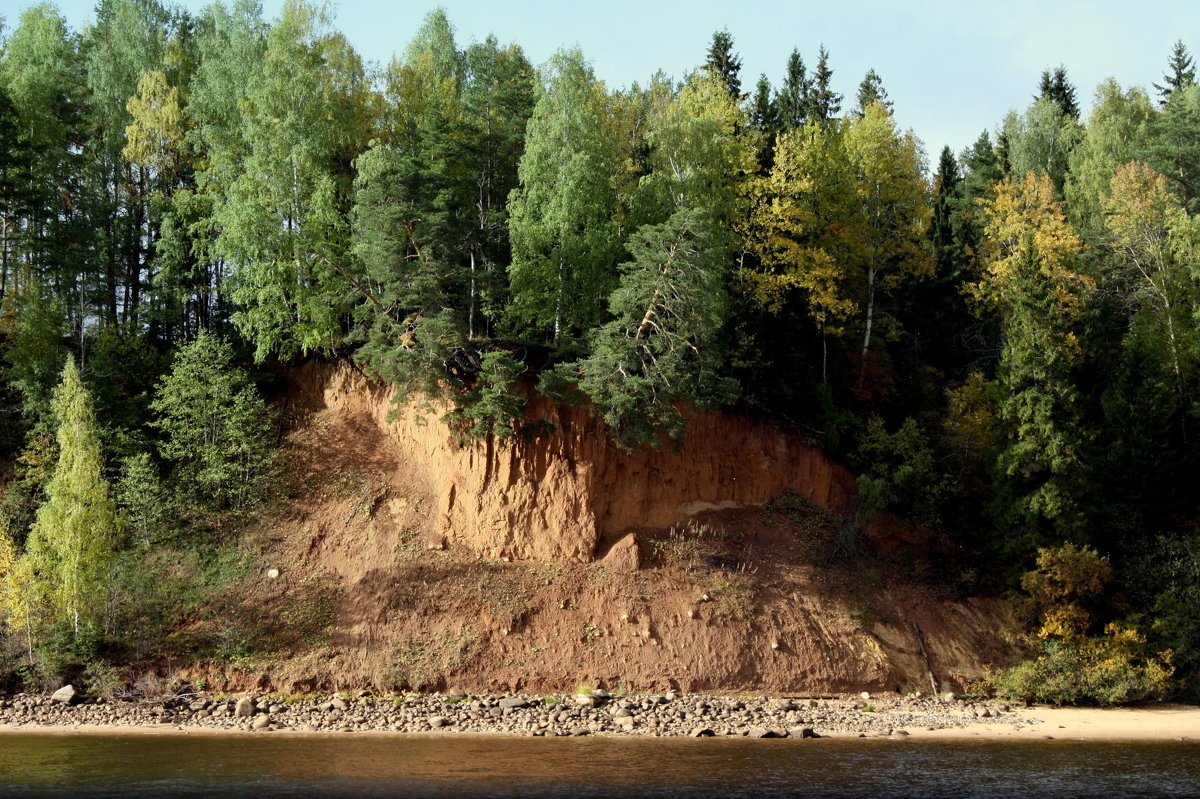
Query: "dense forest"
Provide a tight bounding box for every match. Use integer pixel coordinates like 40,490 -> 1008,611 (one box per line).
0,0 -> 1198,702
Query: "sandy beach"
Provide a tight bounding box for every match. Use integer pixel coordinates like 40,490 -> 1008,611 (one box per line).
920,704 -> 1200,741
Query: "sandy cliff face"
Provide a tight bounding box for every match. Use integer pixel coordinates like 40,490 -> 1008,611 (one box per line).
223,359 -> 1018,697
286,359 -> 863,564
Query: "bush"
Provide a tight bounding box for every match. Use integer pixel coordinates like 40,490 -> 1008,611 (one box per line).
988,625 -> 1174,705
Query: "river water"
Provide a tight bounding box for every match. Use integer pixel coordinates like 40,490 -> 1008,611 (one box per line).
0,733 -> 1197,798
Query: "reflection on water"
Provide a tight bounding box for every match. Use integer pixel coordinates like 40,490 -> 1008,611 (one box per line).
0,732 -> 1197,798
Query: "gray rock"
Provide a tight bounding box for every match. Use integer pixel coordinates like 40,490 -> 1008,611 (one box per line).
428,716 -> 449,728
252,714 -> 272,730
789,727 -> 818,739
234,697 -> 255,718
499,697 -> 530,709
50,685 -> 78,705
330,697 -> 349,712
614,716 -> 635,730
691,727 -> 715,737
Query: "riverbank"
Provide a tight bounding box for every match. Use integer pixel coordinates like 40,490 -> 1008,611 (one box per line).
3,690 -> 1197,741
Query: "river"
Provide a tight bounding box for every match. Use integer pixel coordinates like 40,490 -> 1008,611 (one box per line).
1,732 -> 1197,798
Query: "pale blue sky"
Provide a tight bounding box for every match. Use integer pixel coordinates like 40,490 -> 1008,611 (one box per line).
27,0 -> 1200,160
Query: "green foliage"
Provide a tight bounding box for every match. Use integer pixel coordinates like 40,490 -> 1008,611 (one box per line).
507,48 -> 620,344
988,632 -> 1173,705
149,332 -> 279,515
22,359 -> 120,640
988,543 -> 1174,705
2,282 -> 66,430
855,417 -> 946,526
571,209 -> 736,450
441,351 -> 528,443
115,453 -> 174,548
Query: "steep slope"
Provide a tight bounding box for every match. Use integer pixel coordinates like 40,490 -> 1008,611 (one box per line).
197,359 -> 1019,696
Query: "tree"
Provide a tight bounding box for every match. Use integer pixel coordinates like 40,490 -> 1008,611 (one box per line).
805,45 -> 841,125
842,102 -> 934,386
1101,161 -> 1196,392
218,0 -> 361,361
775,49 -> 809,131
1004,98 -> 1082,196
568,72 -> 750,448
573,209 -> 734,449
1154,40 -> 1196,105
855,68 -> 892,116
1144,84 -> 1200,212
972,173 -> 1092,532
22,358 -> 119,638
506,48 -> 620,344
704,29 -> 741,102
1064,79 -> 1155,238
149,332 -> 278,514
1037,66 -> 1079,120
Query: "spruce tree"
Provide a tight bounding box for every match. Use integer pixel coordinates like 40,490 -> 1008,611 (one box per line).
704,29 -> 742,102
22,358 -> 119,638
805,45 -> 841,124
776,49 -> 809,130
855,68 -> 892,115
1154,40 -> 1196,105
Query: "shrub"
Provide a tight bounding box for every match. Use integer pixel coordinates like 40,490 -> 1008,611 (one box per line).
988,626 -> 1174,705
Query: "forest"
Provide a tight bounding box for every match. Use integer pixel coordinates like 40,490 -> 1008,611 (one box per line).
0,0 -> 1198,703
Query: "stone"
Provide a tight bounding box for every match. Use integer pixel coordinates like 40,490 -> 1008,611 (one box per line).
691,727 -> 715,737
788,727 -> 818,739
330,697 -> 349,712
51,685 -> 78,705
266,568 -> 280,579
614,716 -> 635,730
599,533 -> 641,573
428,716 -> 449,728
499,697 -> 530,709
573,694 -> 597,707
234,697 -> 255,718
252,714 -> 272,730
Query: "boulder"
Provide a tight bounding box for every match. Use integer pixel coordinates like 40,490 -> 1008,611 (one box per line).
599,533 -> 641,573
234,697 -> 255,718
50,685 -> 78,705
499,697 -> 530,709
252,714 -> 272,730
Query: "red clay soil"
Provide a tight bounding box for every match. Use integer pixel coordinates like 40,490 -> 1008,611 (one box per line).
183,360 -> 1020,696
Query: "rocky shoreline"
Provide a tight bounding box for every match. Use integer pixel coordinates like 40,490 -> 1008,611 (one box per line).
1,687 -> 1024,739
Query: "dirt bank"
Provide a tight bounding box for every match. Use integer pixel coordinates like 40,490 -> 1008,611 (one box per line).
187,360 -> 1019,696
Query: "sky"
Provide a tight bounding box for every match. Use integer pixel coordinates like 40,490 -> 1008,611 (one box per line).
30,0 -> 1200,160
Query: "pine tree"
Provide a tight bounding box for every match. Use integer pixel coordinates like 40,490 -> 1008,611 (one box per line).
1154,40 -> 1196,105
704,29 -> 742,102
22,358 -> 119,638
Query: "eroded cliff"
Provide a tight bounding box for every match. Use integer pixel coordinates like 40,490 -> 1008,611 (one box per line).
199,359 -> 1018,696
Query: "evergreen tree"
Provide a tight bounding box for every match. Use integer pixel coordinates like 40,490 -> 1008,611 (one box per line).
931,146 -> 963,270
149,332 -> 278,514
805,45 -> 841,124
776,49 -> 809,130
1154,40 -> 1196,105
1037,66 -> 1079,120
855,68 -> 892,115
750,74 -> 778,133
704,29 -> 742,102
22,358 -> 119,638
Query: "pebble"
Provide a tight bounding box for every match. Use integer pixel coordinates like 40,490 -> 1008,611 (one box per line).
0,691 -> 1016,739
